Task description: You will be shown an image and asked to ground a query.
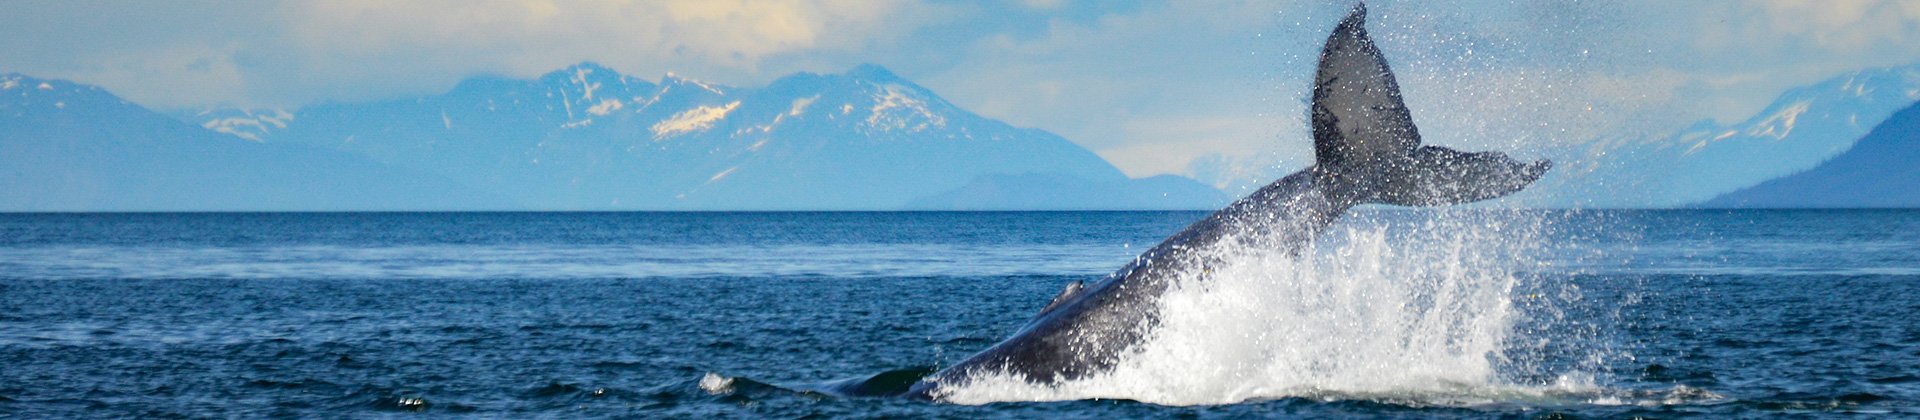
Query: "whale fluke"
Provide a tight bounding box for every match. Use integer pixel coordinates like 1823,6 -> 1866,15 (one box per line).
1312,3 -> 1549,206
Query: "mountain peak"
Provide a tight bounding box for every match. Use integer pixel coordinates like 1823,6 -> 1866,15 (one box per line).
845,64 -> 903,82
660,72 -> 729,95
1,73 -> 129,111
3,63 -> 1217,211
2,73 -> 63,92
538,61 -> 626,85
563,61 -> 615,73
1702,101 -> 1920,208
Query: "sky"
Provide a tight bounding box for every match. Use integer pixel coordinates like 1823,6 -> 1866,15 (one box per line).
5,0 -> 1920,196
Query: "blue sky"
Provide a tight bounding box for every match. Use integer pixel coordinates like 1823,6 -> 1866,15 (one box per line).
5,0 -> 1920,203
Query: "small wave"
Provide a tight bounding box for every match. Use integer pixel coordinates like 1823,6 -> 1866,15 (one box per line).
515,381 -> 622,408
588,360 -> 649,371
1736,390 -> 1902,413
1639,363 -> 1719,385
1867,374 -> 1918,384
525,381 -> 589,399
314,385 -> 478,414
692,372 -> 801,404
1589,384 -> 1725,407
243,378 -> 337,390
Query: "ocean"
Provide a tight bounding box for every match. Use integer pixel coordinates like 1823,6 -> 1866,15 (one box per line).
1,210 -> 1916,417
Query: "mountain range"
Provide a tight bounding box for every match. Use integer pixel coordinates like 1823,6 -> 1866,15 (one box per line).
1,75 -> 507,211
1576,64 -> 1920,207
6,61 -> 1919,211
4,64 -> 1227,211
1701,100 -> 1920,208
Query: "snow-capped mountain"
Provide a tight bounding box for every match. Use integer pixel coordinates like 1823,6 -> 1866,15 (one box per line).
1702,100 -> 1920,208
1574,64 -> 1920,207
1,73 -> 510,211
187,63 -> 1225,210
4,64 -> 1225,211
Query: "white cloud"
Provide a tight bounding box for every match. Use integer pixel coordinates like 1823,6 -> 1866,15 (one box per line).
255,0 -> 946,106
1675,0 -> 1920,122
1747,0 -> 1920,51
1019,0 -> 1069,11
1096,114 -> 1295,179
919,1 -> 1318,180
283,0 -> 905,71
75,43 -> 253,109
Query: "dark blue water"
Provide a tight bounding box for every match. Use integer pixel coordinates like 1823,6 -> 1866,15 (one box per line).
1,210 -> 1915,417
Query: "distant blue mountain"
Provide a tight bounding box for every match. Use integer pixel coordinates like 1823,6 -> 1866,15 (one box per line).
1,74 -> 509,211
1700,101 -> 1920,208
1572,64 -> 1920,207
4,64 -> 1226,211
180,63 -> 1227,210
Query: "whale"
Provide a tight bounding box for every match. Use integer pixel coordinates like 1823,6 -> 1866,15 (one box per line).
905,4 -> 1551,399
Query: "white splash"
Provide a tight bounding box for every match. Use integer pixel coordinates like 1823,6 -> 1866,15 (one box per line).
698,372 -> 735,395
940,211 -> 1607,407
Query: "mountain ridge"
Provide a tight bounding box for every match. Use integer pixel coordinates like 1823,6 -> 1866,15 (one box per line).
1700,100 -> 1920,208
2,73 -> 513,211
185,62 -> 1219,210
1563,63 -> 1920,207
4,65 -> 1229,211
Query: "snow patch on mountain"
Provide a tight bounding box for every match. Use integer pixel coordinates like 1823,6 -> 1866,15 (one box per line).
1570,63 -> 1920,207
651,101 -> 740,139
573,68 -> 601,101
665,72 -> 726,96
789,95 -> 817,117
1744,100 -> 1809,140
198,109 -> 295,142
865,84 -> 946,132
708,166 -> 737,183
586,98 -> 623,116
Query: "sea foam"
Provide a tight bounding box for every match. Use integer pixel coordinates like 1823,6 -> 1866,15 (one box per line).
942,210 -> 1606,406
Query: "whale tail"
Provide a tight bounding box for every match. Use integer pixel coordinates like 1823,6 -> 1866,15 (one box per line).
1311,3 -> 1550,206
